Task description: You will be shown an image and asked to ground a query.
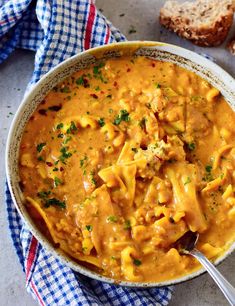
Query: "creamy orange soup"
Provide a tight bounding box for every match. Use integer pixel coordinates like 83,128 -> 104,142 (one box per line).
19,56 -> 235,282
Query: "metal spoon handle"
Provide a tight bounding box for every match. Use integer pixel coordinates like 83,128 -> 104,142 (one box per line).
190,249 -> 235,306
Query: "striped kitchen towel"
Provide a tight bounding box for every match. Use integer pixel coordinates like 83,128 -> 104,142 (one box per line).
2,0 -> 173,305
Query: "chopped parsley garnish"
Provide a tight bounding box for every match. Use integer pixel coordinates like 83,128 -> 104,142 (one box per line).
44,198 -> 66,209
95,86 -> 100,91
56,123 -> 64,130
37,142 -> 46,152
128,25 -> 137,34
106,94 -> 112,98
80,155 -> 88,168
59,146 -> 72,163
37,156 -> 44,162
76,75 -> 85,85
93,62 -> 105,75
60,86 -> 70,93
113,110 -> 130,125
37,191 -> 66,209
188,142 -> 196,151
131,148 -> 138,153
53,167 -> 58,172
37,190 -> 51,199
86,225 -> 93,232
155,83 -> 161,88
98,118 -> 105,127
54,176 -> 62,187
124,220 -> 131,229
203,164 -> 213,182
66,121 -> 78,134
184,176 -> 191,185
63,136 -> 72,144
133,259 -> 142,266
90,171 -> 97,186
139,117 -> 146,129
107,215 -> 118,223
205,165 -> 212,173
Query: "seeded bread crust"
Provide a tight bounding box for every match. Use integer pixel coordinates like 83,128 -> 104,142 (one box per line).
160,0 -> 234,47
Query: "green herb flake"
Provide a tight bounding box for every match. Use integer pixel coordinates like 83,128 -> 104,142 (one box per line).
53,167 -> 58,172
98,118 -> 105,127
90,171 -> 97,186
131,148 -> 138,153
113,109 -> 130,125
80,155 -> 88,168
37,190 -> 51,199
205,165 -> 212,173
37,156 -> 45,162
133,259 -> 142,266
86,225 -> 93,232
128,25 -> 137,34
60,86 -> 70,93
63,136 -> 72,144
139,117 -> 146,129
95,86 -> 100,91
56,123 -> 64,130
155,83 -> 161,89
36,142 -> 46,153
66,121 -> 78,134
124,220 -> 131,230
188,142 -> 196,151
107,215 -> 118,223
54,176 -> 62,187
184,177 -> 191,185
59,146 -> 72,163
44,198 -> 66,209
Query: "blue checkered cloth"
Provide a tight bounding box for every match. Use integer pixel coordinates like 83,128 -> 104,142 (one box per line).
2,0 -> 173,305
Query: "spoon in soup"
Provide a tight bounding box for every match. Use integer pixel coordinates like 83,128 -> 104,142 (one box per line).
174,231 -> 235,306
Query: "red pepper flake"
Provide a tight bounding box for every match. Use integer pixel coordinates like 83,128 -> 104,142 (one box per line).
127,68 -> 131,72
162,135 -> 168,143
100,91 -> 104,94
113,81 -> 117,87
41,100 -> 46,105
60,167 -> 64,171
38,109 -> 47,116
151,62 -> 155,67
90,93 -> 98,99
29,116 -> 35,121
83,78 -> 89,88
46,162 -> 53,167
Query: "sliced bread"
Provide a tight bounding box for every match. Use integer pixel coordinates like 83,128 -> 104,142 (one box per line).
160,0 -> 234,47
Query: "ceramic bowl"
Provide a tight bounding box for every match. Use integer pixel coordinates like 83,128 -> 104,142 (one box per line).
6,41 -> 235,287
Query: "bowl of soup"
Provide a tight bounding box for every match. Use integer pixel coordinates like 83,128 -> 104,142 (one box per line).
6,41 -> 235,287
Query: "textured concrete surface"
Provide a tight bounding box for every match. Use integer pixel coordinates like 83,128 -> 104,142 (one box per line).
0,0 -> 235,305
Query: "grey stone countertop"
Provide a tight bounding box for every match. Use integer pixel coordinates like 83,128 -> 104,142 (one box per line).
0,0 -> 235,305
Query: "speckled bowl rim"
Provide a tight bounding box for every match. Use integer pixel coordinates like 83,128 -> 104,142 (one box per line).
6,41 -> 235,288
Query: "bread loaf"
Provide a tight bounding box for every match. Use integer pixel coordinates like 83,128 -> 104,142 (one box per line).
160,0 -> 234,47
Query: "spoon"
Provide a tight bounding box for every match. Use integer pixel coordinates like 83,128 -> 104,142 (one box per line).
175,231 -> 235,306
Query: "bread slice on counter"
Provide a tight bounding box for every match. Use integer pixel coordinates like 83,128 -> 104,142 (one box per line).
159,0 -> 234,47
